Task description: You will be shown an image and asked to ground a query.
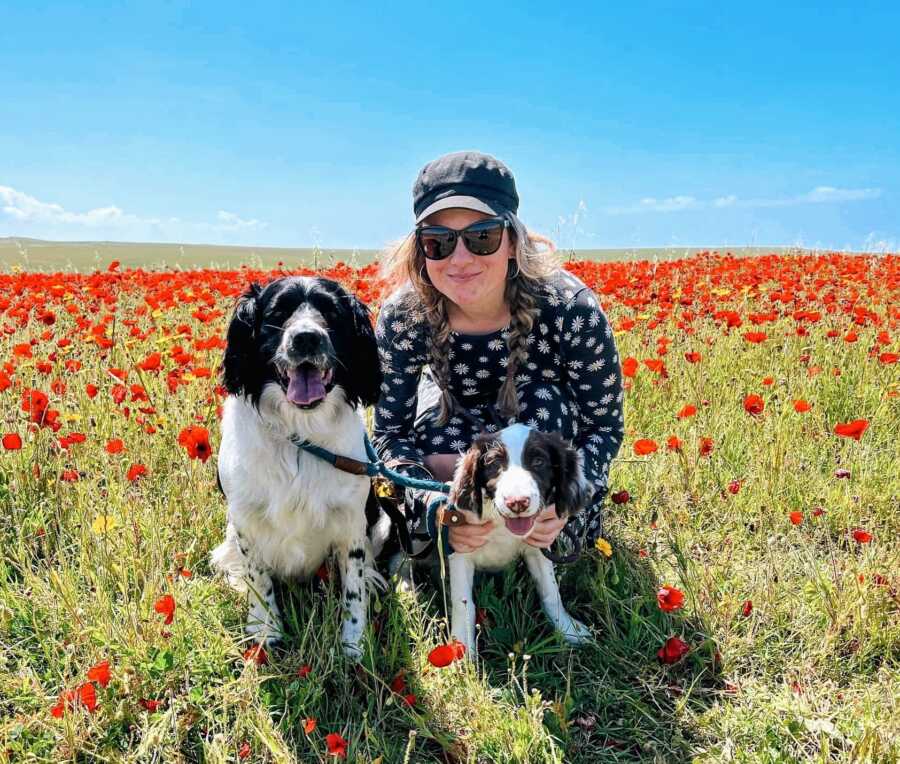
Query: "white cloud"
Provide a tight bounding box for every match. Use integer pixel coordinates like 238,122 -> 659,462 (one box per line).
800,186 -> 881,204
604,186 -> 882,215
0,185 -> 154,227
216,210 -> 265,230
0,184 -> 267,242
606,195 -> 700,215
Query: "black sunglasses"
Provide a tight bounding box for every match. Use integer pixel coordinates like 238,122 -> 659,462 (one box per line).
415,217 -> 509,260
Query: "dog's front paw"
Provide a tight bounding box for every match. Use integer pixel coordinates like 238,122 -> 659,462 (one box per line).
558,617 -> 593,646
245,617 -> 283,647
341,619 -> 365,662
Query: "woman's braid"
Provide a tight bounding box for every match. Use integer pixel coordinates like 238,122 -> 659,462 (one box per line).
496,274 -> 539,419
422,291 -> 457,426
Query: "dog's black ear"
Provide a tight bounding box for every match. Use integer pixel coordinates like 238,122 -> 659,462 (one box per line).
550,436 -> 591,518
222,282 -> 263,399
343,292 -> 383,407
449,440 -> 485,518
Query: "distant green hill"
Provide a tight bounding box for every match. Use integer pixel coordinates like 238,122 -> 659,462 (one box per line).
0,237 -> 812,272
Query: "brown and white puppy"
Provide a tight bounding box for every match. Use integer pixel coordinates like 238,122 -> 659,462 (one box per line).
446,423 -> 593,653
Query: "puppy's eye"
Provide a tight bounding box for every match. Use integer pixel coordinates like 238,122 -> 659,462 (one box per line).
530,455 -> 547,467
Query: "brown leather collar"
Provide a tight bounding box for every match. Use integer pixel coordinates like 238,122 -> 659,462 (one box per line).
438,505 -> 469,527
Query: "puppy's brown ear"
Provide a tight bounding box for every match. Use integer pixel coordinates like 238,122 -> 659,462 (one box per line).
449,441 -> 485,518
550,436 -> 591,518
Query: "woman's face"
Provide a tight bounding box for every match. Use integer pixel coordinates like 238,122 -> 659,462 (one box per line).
421,208 -> 514,315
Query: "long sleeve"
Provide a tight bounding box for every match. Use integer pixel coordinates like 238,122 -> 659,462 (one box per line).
558,284 -> 625,541
371,295 -> 437,543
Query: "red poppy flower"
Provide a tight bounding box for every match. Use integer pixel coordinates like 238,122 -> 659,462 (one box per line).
676,404 -> 697,419
297,664 -> 312,678
177,425 -> 212,463
851,528 -> 873,544
325,732 -> 348,758
789,511 -> 803,526
243,645 -> 269,665
304,718 -> 317,734
793,399 -> 811,413
51,682 -> 98,717
390,672 -> 406,694
402,693 -> 416,706
743,331 -> 767,344
741,600 -> 753,617
761,376 -> 774,386
684,352 -> 702,363
743,394 -> 764,416
154,594 -> 175,625
879,352 -> 899,364
2,433 -> 22,450
106,438 -> 125,454
621,357 -> 638,377
87,660 -> 111,688
139,698 -> 163,712
238,742 -> 251,759
610,490 -> 630,504
698,437 -> 714,456
127,463 -> 148,482
727,480 -> 742,495
633,439 -> 658,456
137,352 -> 163,372
657,585 -> 685,612
812,507 -> 825,517
86,383 -> 99,399
666,435 -> 683,452
427,640 -> 466,668
834,419 -> 869,441
657,636 -> 690,664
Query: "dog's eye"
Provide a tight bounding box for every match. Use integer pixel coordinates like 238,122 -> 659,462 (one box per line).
531,455 -> 547,467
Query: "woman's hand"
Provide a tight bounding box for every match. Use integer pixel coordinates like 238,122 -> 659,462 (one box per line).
523,505 -> 567,549
447,519 -> 495,553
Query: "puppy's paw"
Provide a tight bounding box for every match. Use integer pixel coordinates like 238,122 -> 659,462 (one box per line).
558,617 -> 594,646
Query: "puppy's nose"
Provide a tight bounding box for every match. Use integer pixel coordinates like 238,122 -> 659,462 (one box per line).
291,331 -> 323,356
504,495 -> 531,514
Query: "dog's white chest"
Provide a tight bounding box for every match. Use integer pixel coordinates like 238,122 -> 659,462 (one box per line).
217,394 -> 370,578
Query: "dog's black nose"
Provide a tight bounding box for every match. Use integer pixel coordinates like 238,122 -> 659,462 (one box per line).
291,331 -> 323,356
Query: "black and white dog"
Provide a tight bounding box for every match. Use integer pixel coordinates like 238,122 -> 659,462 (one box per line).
211,276 -> 388,659
446,423 -> 594,654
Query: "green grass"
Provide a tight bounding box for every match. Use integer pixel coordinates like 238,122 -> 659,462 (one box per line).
0,254 -> 898,762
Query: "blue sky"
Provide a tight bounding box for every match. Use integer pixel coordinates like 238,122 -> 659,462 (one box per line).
1,1 -> 898,251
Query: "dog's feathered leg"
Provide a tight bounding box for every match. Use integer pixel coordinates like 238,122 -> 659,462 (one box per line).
339,542 -> 369,661
522,547 -> 593,645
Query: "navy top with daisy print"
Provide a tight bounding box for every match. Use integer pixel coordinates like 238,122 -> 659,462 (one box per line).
372,268 -> 625,550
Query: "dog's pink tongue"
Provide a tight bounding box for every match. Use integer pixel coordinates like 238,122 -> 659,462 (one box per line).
504,516 -> 536,536
287,366 -> 326,405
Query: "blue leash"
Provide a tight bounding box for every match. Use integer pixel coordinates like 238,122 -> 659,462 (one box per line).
290,433 -> 455,558
290,433 -> 452,494
289,433 -> 582,563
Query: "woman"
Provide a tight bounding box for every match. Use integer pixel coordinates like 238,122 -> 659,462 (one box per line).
372,151 -> 624,558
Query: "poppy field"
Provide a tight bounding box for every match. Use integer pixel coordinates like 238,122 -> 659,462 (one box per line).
0,251 -> 898,762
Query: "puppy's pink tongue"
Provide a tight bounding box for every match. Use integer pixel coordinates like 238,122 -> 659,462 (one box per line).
287,366 -> 326,405
504,516 -> 536,536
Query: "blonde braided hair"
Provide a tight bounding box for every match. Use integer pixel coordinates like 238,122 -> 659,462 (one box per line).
380,212 -> 558,426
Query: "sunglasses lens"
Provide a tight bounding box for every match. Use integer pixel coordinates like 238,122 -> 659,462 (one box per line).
418,228 -> 455,260
462,219 -> 504,255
